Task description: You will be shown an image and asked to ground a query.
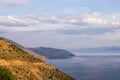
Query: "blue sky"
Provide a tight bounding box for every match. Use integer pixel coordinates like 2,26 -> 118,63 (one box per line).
0,0 -> 120,16
0,0 -> 120,49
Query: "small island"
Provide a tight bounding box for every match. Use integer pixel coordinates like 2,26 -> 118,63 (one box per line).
29,47 -> 75,59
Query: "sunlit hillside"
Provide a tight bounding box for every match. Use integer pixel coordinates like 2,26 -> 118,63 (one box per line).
0,38 -> 75,80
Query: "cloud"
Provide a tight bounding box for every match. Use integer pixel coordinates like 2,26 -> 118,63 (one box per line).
0,12 -> 120,35
2,30 -> 120,49
0,0 -> 28,6
83,12 -> 120,27
0,16 -> 28,27
83,12 -> 107,25
56,28 -> 115,35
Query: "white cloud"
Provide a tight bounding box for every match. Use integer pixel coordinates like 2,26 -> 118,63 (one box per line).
0,0 -> 28,6
0,12 -> 120,34
83,12 -> 107,26
1,13 -> 120,49
0,15 -> 28,27
82,12 -> 120,29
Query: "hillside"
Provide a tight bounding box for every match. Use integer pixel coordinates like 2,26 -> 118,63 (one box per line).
71,47 -> 120,53
0,37 -> 75,80
29,47 -> 75,59
2,37 -> 47,61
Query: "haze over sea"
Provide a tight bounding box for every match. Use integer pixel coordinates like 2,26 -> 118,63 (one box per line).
47,53 -> 120,80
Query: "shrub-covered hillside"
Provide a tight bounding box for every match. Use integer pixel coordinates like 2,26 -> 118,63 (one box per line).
0,37 -> 75,80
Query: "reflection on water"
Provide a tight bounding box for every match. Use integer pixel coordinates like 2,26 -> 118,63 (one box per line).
46,56 -> 120,80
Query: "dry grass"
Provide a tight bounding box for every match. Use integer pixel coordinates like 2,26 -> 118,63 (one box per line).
0,39 -> 11,50
0,59 -> 75,80
0,38 -> 75,80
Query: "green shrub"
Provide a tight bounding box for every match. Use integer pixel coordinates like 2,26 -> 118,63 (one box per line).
0,66 -> 18,80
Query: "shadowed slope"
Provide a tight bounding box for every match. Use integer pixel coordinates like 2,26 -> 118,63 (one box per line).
29,47 -> 75,59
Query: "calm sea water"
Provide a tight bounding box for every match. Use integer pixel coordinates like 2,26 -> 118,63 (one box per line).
46,56 -> 120,80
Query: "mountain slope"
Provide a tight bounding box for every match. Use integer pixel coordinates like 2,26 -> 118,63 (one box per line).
0,37 -> 75,80
29,47 -> 75,59
71,47 -> 120,53
2,37 -> 47,61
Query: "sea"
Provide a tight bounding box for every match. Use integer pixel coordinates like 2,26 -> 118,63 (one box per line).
46,54 -> 120,80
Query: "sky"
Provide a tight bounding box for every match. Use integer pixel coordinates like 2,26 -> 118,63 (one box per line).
0,0 -> 120,49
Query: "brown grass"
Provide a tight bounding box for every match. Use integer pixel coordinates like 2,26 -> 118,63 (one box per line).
0,38 -> 75,80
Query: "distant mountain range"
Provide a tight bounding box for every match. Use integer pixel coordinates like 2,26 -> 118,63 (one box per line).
71,47 -> 120,53
29,47 -> 75,59
0,37 -> 75,80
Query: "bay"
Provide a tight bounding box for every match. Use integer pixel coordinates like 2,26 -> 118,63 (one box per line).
46,55 -> 120,80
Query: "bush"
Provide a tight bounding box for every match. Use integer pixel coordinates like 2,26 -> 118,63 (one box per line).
0,66 -> 18,80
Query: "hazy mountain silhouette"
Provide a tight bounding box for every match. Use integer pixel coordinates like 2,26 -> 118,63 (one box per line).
71,47 -> 120,53
29,47 -> 75,59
